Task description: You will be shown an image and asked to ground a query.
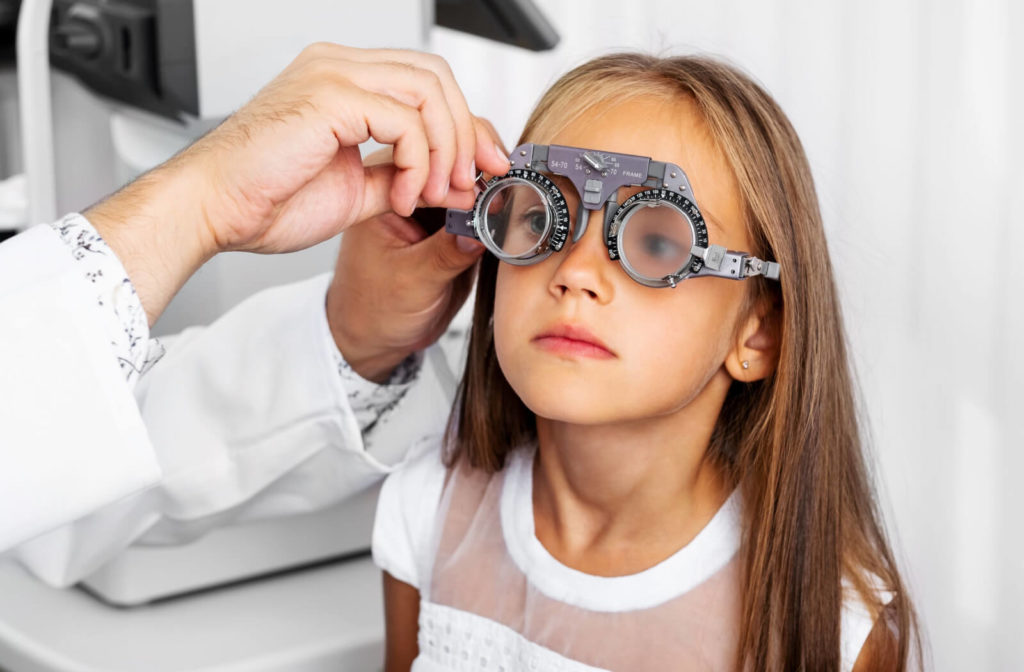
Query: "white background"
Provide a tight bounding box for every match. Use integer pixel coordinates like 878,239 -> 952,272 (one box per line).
426,1 -> 1023,669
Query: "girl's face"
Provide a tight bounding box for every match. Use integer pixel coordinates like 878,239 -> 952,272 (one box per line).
493,96 -> 754,426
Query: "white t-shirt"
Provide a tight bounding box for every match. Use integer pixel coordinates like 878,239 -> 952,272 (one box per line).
373,439 -> 885,672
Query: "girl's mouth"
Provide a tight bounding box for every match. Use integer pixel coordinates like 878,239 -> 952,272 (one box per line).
532,324 -> 616,359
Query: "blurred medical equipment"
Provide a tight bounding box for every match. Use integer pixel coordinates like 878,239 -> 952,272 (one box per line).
0,1 -> 556,670
446,143 -> 781,287
0,1 -> 19,241
437,0 -> 558,51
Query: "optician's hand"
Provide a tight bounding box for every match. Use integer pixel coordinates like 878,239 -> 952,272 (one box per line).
86,43 -> 510,325
326,143 -> 502,382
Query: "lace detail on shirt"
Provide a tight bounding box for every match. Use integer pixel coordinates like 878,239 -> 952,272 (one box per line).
50,213 -> 164,384
418,602 -> 609,672
332,348 -> 423,433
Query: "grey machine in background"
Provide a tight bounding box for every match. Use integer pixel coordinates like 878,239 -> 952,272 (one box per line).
0,0 -> 22,242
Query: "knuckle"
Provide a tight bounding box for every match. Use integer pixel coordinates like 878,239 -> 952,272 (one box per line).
300,57 -> 342,84
388,59 -> 420,78
427,53 -> 452,76
301,41 -> 332,60
423,69 -> 443,92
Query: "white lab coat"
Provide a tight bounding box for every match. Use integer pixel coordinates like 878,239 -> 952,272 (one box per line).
0,224 -> 450,586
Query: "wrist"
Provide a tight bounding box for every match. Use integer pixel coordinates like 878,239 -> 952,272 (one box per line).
85,156 -> 219,326
326,287 -> 413,384
332,327 -> 413,384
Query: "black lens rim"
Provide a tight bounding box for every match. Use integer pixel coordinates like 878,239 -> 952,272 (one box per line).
472,174 -> 712,288
608,189 -> 710,288
472,169 -> 571,266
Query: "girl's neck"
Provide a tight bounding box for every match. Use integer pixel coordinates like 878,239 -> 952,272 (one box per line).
531,369 -> 733,577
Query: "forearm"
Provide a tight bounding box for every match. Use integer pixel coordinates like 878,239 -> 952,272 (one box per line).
85,153 -> 218,327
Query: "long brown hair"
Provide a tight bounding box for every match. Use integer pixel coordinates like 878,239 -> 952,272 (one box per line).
446,53 -> 918,670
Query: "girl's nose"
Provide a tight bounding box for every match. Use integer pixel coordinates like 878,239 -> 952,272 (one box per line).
547,208 -> 615,303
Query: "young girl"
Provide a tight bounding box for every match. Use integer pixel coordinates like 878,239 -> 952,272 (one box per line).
372,53 -> 918,671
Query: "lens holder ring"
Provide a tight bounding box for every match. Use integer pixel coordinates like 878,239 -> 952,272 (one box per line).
472,169 -> 571,265
608,189 -> 710,288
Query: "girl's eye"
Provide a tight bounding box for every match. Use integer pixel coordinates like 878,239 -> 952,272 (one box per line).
641,233 -> 685,259
520,209 -> 547,236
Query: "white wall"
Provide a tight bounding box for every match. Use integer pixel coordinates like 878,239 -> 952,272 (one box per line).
428,1 -> 1022,669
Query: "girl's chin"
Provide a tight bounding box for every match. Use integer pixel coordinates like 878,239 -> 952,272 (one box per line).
521,397 -> 627,427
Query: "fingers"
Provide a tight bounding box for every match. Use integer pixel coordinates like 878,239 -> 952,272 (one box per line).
361,161 -> 414,221
360,160 -> 475,222
395,52 -> 477,193
424,58 -> 479,192
299,43 -> 508,205
324,60 -> 457,203
314,45 -> 481,193
474,116 -> 511,178
413,225 -> 485,286
357,119 -> 508,215
333,88 -> 430,217
360,173 -> 486,283
363,146 -> 395,167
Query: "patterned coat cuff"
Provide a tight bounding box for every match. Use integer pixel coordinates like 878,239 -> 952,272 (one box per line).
330,344 -> 423,434
49,213 -> 165,386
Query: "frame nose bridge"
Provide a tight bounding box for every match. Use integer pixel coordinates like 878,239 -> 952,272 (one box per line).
559,201 -> 614,267
568,175 -> 627,246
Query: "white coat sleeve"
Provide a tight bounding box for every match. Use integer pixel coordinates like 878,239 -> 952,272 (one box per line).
1,221 -> 434,587
9,271 -> 404,586
0,224 -> 162,556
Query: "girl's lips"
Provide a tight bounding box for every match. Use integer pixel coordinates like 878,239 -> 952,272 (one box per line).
532,324 -> 616,359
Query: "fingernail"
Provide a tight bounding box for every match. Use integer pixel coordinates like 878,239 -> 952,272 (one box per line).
456,236 -> 484,254
443,180 -> 450,199
467,161 -> 477,185
409,197 -> 419,216
495,143 -> 510,167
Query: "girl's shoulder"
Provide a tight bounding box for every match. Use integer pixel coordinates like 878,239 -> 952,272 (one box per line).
371,437 -> 525,592
841,573 -> 897,671
371,435 -> 450,590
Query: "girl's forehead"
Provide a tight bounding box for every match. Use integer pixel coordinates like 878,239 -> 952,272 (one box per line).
548,97 -> 710,169
545,96 -> 746,245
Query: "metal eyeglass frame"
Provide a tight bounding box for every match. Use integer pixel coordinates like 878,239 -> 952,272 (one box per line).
443,143 -> 781,288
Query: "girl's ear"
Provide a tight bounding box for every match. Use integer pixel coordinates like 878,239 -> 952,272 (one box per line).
724,299 -> 781,382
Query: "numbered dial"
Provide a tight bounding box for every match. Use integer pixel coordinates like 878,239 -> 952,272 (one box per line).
607,189 -> 710,287
472,169 -> 571,264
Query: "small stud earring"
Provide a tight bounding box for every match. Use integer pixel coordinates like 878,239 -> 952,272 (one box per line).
741,360 -> 750,370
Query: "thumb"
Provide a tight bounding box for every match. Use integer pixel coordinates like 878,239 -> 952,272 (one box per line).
359,162 -> 406,222
411,226 -> 486,285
